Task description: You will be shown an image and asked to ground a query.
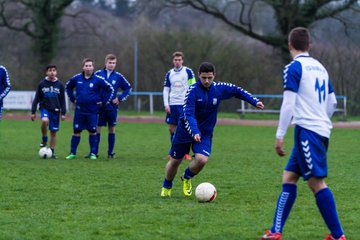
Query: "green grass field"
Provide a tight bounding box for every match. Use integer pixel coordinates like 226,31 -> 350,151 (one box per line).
0,119 -> 359,240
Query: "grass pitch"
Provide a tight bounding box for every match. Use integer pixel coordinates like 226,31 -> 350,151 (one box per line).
0,119 -> 359,239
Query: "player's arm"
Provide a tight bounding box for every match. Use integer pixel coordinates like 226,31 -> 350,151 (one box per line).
59,83 -> 66,120
183,86 -> 201,139
163,71 -> 171,113
326,80 -> 337,118
101,77 -> 115,105
218,82 -> 262,108
116,76 -> 132,103
326,92 -> 337,118
65,77 -> 76,103
186,68 -> 196,85
275,60 -> 301,156
275,90 -> 296,156
0,67 -> 11,101
30,83 -> 42,121
163,87 -> 170,113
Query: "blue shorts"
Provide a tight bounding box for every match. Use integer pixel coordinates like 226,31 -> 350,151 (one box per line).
98,108 -> 118,127
40,109 -> 60,132
285,125 -> 329,181
165,105 -> 183,125
169,135 -> 212,159
73,111 -> 98,132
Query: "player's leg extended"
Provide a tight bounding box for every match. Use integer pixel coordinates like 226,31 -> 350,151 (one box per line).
308,178 -> 345,239
161,157 -> 182,197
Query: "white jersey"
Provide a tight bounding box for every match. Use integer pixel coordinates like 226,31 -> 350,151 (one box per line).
163,66 -> 195,106
283,53 -> 334,138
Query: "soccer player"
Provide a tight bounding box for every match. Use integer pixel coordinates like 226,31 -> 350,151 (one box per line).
161,62 -> 264,197
259,27 -> 346,240
163,51 -> 196,160
65,58 -> 114,160
31,65 -> 66,159
0,65 -> 11,120
94,54 -> 132,158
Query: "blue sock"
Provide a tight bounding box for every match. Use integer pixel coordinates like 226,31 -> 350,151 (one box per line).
42,136 -> 48,143
70,135 -> 80,154
89,134 -> 97,154
315,188 -> 344,238
95,133 -> 101,155
170,133 -> 174,143
51,148 -> 54,154
271,183 -> 297,233
183,167 -> 196,180
162,178 -> 173,189
108,133 -> 115,155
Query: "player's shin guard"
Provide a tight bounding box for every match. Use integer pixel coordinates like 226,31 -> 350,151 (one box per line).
183,167 -> 196,180
162,178 -> 173,189
89,134 -> 98,155
270,183 -> 297,234
70,135 -> 80,154
108,133 -> 115,155
315,188 -> 344,239
95,133 -> 100,155
42,136 -> 48,144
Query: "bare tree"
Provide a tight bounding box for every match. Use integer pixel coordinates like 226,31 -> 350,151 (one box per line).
162,0 -> 359,61
0,0 -> 74,66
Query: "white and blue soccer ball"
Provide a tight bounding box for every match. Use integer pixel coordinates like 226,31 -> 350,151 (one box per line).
195,182 -> 217,203
39,147 -> 52,159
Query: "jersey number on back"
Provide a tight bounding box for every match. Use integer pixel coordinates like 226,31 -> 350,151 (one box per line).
315,78 -> 326,104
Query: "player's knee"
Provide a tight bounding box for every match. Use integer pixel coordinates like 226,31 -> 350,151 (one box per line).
41,118 -> 49,123
195,155 -> 209,166
307,177 -> 327,193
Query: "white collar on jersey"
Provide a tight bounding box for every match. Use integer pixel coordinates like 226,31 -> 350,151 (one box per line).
294,52 -> 310,59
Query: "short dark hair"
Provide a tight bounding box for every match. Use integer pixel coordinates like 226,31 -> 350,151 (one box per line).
288,27 -> 310,51
82,58 -> 94,67
46,64 -> 56,71
172,51 -> 184,59
198,62 -> 215,74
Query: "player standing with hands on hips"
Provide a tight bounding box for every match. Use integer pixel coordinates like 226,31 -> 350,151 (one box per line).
163,51 -> 196,160
65,58 -> 114,160
94,54 -> 132,158
161,62 -> 264,197
31,65 -> 66,159
259,27 -> 346,240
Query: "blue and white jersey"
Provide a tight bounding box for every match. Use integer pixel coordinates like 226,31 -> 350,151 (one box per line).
95,68 -> 132,111
163,66 -> 195,106
66,73 -> 114,114
0,65 -> 11,106
174,79 -> 259,143
283,53 -> 334,137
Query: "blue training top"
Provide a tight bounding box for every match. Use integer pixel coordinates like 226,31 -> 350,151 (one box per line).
66,73 -> 114,114
95,68 -> 132,111
173,79 -> 259,143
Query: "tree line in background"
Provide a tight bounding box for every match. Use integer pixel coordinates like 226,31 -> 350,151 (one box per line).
0,0 -> 359,114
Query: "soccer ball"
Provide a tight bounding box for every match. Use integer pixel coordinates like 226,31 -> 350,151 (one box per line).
195,182 -> 217,203
39,147 -> 52,159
